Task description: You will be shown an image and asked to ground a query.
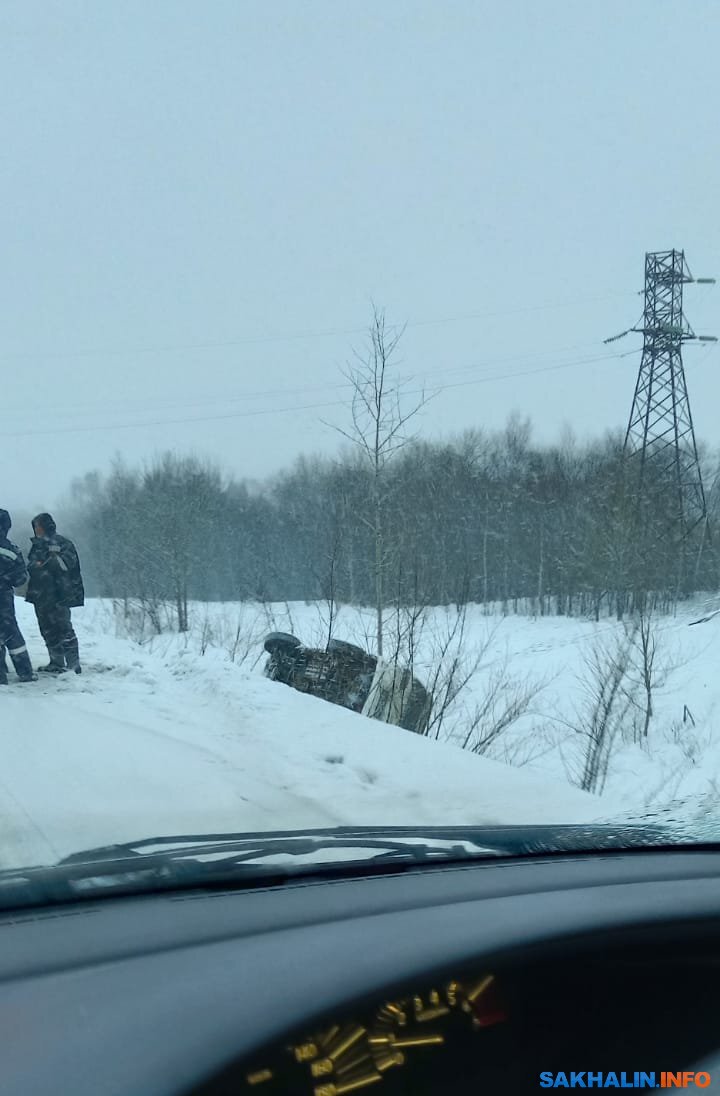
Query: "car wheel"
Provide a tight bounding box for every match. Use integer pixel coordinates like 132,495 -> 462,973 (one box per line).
263,632 -> 302,655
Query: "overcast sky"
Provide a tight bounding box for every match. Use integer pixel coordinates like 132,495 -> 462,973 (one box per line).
1,0 -> 719,514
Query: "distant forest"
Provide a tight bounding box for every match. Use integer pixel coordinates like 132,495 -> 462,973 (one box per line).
58,309 -> 720,637
64,416 -> 720,632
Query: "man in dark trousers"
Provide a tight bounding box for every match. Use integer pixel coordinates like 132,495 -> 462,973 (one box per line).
0,509 -> 37,685
26,513 -> 85,674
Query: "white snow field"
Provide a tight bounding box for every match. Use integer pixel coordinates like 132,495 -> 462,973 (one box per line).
2,593 -> 718,870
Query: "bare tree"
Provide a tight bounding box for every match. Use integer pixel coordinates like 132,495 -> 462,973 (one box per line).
625,605 -> 683,742
409,605 -> 547,753
330,305 -> 429,656
142,455 -> 223,633
571,626 -> 638,794
633,608 -> 657,740
459,668 -> 547,757
215,604 -> 268,668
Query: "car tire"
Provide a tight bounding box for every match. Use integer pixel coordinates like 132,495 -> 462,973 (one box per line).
263,632 -> 302,655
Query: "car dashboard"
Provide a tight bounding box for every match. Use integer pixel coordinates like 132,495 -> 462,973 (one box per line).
1,849 -> 720,1095
233,950 -> 720,1095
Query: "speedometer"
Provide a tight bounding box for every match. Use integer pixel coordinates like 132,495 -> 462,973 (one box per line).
244,973 -> 507,1093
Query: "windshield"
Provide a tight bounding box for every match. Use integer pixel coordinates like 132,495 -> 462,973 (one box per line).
1,1 -> 719,902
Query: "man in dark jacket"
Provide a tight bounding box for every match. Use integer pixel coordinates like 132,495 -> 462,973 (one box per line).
0,509 -> 37,685
26,513 -> 85,674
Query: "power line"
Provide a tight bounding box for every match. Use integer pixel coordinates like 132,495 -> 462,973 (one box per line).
0,289 -> 636,362
3,337 -> 607,420
0,347 -> 641,440
435,348 -> 639,393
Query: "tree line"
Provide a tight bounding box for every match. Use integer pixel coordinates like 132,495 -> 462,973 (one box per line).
65,418 -> 719,635
62,308 -> 719,638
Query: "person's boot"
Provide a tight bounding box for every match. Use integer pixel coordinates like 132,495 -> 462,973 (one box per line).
11,648 -> 37,683
64,637 -> 82,675
38,647 -> 67,674
1,655 -> 10,685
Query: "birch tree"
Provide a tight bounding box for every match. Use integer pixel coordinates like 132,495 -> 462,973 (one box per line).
332,305 -> 428,656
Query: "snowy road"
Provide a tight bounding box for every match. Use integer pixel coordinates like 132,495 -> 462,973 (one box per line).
0,662 -> 340,869
0,601 -> 618,871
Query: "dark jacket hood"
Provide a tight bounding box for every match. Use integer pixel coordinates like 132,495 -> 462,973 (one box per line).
0,509 -> 10,537
32,512 -> 56,537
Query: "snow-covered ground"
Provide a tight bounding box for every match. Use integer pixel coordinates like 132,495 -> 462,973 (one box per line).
2,594 -> 718,871
247,597 -> 720,821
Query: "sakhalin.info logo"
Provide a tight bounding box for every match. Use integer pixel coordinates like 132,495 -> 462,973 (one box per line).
539,1072 -> 712,1089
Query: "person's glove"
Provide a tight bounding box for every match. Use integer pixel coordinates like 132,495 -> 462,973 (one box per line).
47,544 -> 68,572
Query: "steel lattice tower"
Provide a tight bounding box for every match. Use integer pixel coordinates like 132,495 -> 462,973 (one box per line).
621,250 -> 715,546
605,249 -> 716,598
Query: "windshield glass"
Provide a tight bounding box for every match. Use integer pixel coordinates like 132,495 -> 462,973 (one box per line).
1,0 -> 718,899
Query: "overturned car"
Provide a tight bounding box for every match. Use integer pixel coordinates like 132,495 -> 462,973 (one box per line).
262,633 -> 432,735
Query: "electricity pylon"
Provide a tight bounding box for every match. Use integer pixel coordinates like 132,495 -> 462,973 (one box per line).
606,249 -> 716,593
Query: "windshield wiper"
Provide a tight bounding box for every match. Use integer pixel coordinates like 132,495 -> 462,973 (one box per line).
56,821 -> 674,865
0,823 -> 675,911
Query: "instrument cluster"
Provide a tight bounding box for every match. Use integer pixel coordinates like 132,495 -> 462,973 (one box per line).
242,971 -> 508,1094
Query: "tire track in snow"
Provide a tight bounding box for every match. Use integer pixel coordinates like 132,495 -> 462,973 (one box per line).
59,684 -> 342,828
1,677 -> 340,863
0,700 -> 63,869
56,657 -> 345,829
